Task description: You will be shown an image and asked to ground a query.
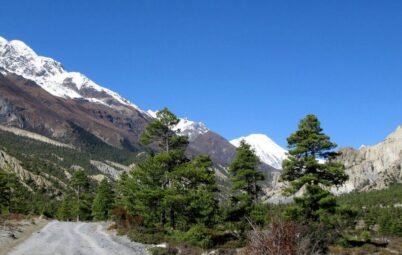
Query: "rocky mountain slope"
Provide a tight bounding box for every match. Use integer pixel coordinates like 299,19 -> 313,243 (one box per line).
0,36 -> 278,196
333,126 -> 402,194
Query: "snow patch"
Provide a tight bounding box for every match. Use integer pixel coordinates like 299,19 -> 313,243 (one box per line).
231,134 -> 287,169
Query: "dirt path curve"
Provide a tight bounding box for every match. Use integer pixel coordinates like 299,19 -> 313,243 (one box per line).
7,221 -> 149,255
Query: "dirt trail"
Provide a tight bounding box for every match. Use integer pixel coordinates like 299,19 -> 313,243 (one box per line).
6,221 -> 149,255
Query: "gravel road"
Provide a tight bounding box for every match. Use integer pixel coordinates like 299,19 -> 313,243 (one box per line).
7,221 -> 150,255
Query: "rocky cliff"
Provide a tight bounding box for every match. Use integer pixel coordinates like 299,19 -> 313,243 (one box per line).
333,126 -> 402,193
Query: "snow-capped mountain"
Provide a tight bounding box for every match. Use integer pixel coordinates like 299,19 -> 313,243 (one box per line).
0,36 -> 141,111
146,110 -> 209,141
0,36 -> 274,174
231,134 -> 287,169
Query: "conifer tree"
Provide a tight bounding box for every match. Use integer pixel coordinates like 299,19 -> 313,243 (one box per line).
57,193 -> 77,221
0,169 -> 11,213
92,178 -> 114,220
70,170 -> 90,221
281,114 -> 348,222
0,169 -> 30,214
229,140 -> 265,203
175,155 -> 219,228
225,141 -> 266,235
140,107 -> 188,152
137,108 -> 189,228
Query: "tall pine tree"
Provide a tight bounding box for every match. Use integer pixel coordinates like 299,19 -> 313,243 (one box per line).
226,141 -> 265,235
92,178 -> 114,220
70,170 -> 90,221
281,114 -> 348,222
138,108 -> 189,228
229,140 -> 265,203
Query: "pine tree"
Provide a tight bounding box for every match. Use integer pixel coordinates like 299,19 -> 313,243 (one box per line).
140,107 -> 188,152
70,170 -> 90,221
281,114 -> 348,222
170,155 -> 219,228
0,169 -> 30,214
0,169 -> 11,213
57,193 -> 77,221
225,141 -> 266,235
92,178 -> 114,221
137,108 -> 189,228
229,140 -> 265,203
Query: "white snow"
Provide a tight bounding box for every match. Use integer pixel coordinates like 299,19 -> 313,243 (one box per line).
0,36 -> 141,111
231,134 -> 288,169
173,118 -> 209,140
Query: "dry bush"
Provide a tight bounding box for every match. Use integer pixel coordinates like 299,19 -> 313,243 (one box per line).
242,218 -> 327,255
111,206 -> 143,229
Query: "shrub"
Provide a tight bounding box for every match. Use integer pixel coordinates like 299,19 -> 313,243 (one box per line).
149,247 -> 178,255
183,224 -> 214,249
128,227 -> 165,244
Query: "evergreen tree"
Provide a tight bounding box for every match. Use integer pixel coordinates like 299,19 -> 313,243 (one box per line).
140,107 -> 188,152
137,108 -> 189,228
0,169 -> 30,214
170,155 -> 219,228
70,170 -> 90,221
114,171 -> 130,208
92,178 -> 114,220
0,169 -> 11,213
57,193 -> 77,221
229,140 -> 265,203
225,141 -> 265,235
281,114 -> 348,222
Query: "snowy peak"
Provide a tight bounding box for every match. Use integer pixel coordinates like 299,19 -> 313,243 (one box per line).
230,134 -> 287,169
0,36 -> 141,111
173,118 -> 209,141
146,110 -> 209,141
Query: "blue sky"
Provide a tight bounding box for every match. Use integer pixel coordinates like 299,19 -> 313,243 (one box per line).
1,1 -> 402,148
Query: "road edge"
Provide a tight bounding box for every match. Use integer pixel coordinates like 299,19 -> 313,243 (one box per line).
0,218 -> 49,255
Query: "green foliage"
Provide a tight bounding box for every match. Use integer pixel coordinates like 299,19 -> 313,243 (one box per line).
225,141 -> 266,237
140,108 -> 187,152
57,193 -> 77,221
339,184 -> 402,237
0,169 -> 30,214
281,114 -> 347,222
116,108 -> 221,248
128,227 -> 166,244
92,179 -> 114,220
70,170 -> 93,221
69,122 -> 138,165
229,140 -> 265,203
181,224 -> 214,249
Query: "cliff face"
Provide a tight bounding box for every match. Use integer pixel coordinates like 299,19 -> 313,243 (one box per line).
334,126 -> 402,193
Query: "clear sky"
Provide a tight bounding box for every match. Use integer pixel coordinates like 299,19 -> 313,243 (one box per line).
1,1 -> 402,148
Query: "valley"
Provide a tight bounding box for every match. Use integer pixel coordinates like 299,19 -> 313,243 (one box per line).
0,35 -> 401,255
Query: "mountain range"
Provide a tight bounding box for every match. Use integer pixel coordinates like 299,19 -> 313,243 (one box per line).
0,36 -> 281,193
0,36 -> 401,200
